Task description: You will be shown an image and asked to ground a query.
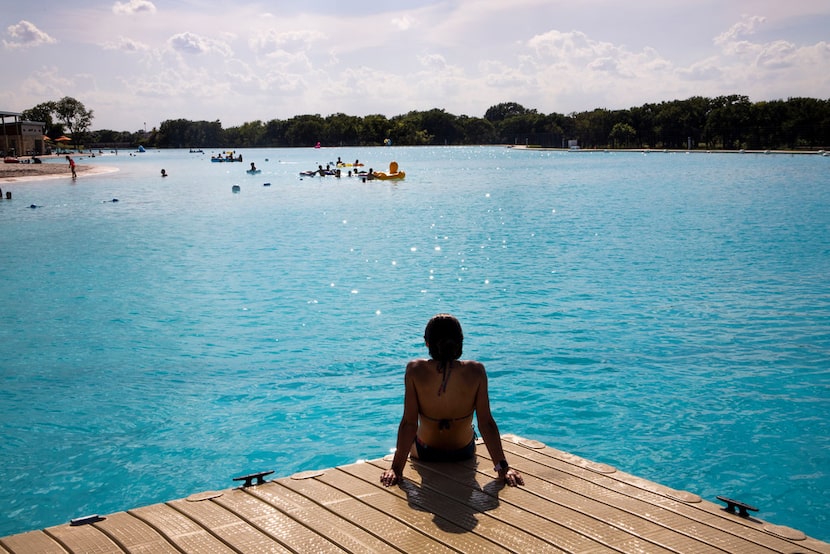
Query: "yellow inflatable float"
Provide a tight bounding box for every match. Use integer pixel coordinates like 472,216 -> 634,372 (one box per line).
373,161 -> 405,180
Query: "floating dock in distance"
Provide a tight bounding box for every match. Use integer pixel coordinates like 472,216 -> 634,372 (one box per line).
1,434 -> 828,553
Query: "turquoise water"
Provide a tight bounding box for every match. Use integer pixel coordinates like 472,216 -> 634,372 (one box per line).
1,147 -> 828,540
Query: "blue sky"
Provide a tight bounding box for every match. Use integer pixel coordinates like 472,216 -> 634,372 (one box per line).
3,0 -> 829,131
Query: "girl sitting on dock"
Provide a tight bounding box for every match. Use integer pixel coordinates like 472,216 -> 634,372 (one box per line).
380,314 -> 524,487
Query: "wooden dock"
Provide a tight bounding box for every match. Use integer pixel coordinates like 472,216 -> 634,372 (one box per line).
2,434 -> 827,553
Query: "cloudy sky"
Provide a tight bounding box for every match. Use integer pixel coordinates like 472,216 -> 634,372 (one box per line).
2,0 -> 829,132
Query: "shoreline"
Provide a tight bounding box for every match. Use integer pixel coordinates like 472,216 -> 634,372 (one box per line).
510,145 -> 829,155
0,162 -> 119,184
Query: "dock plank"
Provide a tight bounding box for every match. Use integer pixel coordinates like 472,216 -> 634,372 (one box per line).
45,522 -> 122,553
0,531 -> 66,553
247,481 -> 399,553
500,438 -> 830,553
367,456 -> 671,553
91,512 -> 179,553
2,435 -> 828,554
321,463 -> 524,553
168,496 -> 293,553
279,472 -> 456,553
211,487 -> 347,553
129,502 -> 236,553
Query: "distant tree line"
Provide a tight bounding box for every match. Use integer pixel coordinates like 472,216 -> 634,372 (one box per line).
22,95 -> 830,151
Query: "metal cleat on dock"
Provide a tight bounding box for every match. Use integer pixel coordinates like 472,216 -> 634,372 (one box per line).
717,495 -> 759,518
232,470 -> 274,488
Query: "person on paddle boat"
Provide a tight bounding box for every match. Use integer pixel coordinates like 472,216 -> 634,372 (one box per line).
380,314 -> 524,487
250,162 -> 257,172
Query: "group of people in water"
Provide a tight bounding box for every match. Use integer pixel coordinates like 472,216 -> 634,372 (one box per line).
301,164 -> 375,179
211,151 -> 243,162
300,158 -> 379,180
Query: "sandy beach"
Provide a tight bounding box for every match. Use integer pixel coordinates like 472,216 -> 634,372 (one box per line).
0,160 -> 118,184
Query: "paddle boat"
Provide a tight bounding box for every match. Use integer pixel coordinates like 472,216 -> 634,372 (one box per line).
372,161 -> 405,180
212,151 -> 243,162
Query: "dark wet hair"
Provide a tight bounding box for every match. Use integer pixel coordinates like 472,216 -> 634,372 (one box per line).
424,313 -> 463,362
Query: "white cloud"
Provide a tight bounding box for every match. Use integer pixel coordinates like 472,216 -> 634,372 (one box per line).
678,58 -> 723,81
418,53 -> 448,71
588,57 -> 619,73
249,29 -> 324,55
391,15 -> 416,31
756,40 -> 797,69
112,0 -> 157,15
714,15 -> 766,46
168,32 -> 231,56
3,20 -> 56,49
102,36 -> 149,53
20,66 -> 73,98
4,2 -> 830,130
528,30 -> 608,60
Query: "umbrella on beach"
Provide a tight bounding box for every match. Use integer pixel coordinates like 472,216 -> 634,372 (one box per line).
55,136 -> 73,150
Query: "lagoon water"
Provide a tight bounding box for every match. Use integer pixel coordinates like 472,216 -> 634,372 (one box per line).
1,146 -> 828,540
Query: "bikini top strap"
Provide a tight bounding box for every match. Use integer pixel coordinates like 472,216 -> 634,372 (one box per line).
420,410 -> 475,423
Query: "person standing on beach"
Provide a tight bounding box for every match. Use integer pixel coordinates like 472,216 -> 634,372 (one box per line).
380,314 -> 524,487
66,156 -> 76,179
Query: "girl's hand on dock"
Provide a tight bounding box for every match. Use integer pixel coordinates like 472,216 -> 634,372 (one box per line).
501,467 -> 524,487
380,468 -> 400,487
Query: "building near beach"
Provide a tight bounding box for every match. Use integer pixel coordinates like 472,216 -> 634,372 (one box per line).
1,110 -> 46,157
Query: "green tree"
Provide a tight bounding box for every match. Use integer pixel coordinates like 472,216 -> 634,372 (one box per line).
284,114 -> 325,147
497,112 -> 546,144
387,115 -> 429,145
227,120 -> 266,147
157,119 -> 224,147
609,122 -> 637,148
359,114 -> 391,145
484,102 -> 535,123
572,109 -> 617,148
458,116 -> 496,144
21,101 -> 58,136
54,96 -> 93,145
705,95 -> 752,149
415,109 -> 462,145
324,113 -> 362,146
